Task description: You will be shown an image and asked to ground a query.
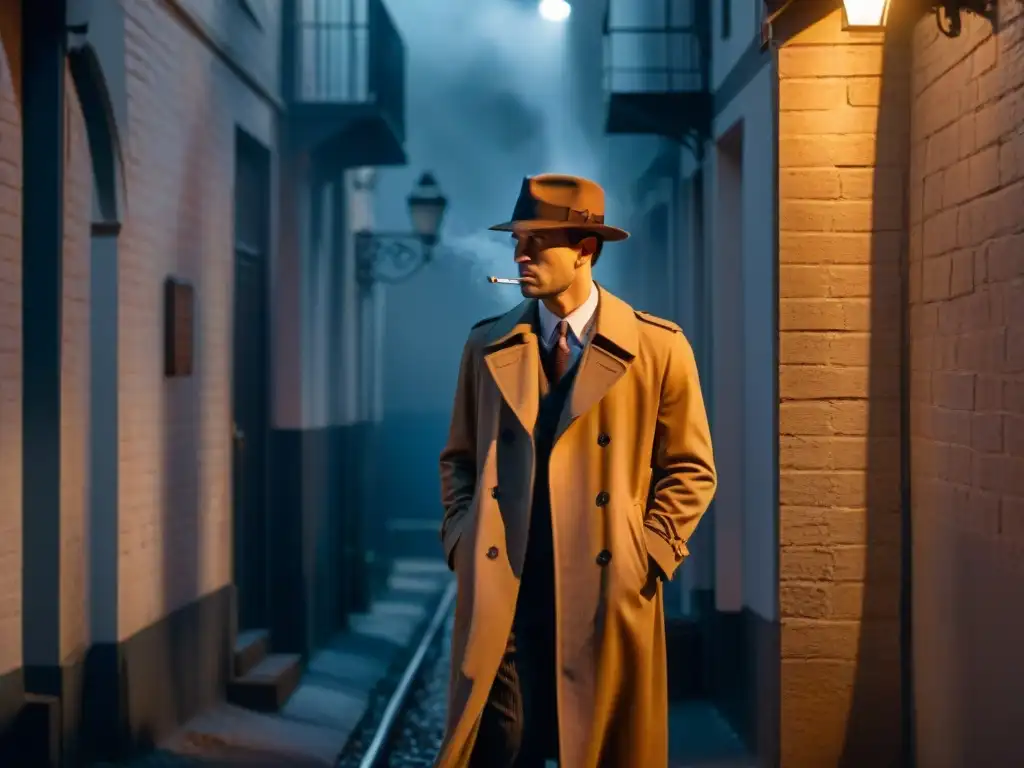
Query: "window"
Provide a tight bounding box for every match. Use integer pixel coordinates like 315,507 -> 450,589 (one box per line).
721,0 -> 731,38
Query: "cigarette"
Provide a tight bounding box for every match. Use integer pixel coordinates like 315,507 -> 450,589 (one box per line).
487,276 -> 522,285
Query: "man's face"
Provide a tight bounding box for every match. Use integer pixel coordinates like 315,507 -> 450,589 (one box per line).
512,229 -> 594,299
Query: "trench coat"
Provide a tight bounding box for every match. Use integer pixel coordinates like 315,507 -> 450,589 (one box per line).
436,284 -> 717,768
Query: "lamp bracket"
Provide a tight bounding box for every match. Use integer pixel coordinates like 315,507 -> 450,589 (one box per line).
933,0 -> 995,37
355,231 -> 433,292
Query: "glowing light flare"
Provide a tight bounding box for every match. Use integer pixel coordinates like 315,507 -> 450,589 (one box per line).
842,0 -> 891,28
539,0 -> 571,23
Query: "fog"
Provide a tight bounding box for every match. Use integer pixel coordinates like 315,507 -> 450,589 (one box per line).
372,0 -> 649,531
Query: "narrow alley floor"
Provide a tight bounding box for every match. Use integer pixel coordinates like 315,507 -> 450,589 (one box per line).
341,610 -> 753,768
362,619 -> 752,767
90,560 -> 453,768
93,559 -> 752,768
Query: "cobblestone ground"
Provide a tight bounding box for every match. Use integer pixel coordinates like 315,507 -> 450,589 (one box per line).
337,613 -> 452,767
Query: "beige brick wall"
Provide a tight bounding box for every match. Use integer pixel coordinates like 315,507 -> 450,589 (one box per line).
908,4 -> 1024,764
61,74 -> 92,659
0,1 -> 22,677
776,5 -> 906,764
117,1 -> 276,639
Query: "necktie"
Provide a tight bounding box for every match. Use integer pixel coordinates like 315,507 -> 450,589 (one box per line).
552,320 -> 571,381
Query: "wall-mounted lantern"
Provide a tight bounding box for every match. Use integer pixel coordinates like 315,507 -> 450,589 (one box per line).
841,0 -> 891,28
355,172 -> 449,290
841,0 -> 995,37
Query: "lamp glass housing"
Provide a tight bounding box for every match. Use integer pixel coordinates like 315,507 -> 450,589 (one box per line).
406,172 -> 447,246
842,0 -> 891,28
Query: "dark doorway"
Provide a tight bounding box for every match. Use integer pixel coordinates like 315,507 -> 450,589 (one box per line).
232,129 -> 271,631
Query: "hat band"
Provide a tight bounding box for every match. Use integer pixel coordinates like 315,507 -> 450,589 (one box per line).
510,195 -> 606,227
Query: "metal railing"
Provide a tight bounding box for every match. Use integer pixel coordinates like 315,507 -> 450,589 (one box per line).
292,0 -> 406,130
603,0 -> 708,94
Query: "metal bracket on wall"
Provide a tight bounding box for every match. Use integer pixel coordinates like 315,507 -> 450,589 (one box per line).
933,0 -> 995,38
354,230 -> 435,292
760,0 -> 797,50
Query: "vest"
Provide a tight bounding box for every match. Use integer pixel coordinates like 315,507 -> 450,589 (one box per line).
514,334 -> 582,631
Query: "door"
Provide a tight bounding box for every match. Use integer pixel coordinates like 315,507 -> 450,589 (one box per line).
232,130 -> 271,631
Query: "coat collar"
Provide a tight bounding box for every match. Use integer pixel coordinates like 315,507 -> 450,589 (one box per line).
482,284 -> 637,436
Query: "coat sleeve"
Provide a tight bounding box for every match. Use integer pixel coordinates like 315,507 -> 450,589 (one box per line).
439,336 -> 479,570
645,331 -> 717,582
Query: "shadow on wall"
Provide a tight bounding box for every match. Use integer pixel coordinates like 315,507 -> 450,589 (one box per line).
775,3 -> 908,765
159,117 -> 205,734
845,5 -> 910,765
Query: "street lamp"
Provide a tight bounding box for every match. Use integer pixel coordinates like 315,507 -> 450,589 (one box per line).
539,0 -> 571,22
355,172 -> 448,290
840,0 -> 994,36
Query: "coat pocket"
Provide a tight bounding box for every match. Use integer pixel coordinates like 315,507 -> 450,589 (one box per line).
628,502 -> 650,586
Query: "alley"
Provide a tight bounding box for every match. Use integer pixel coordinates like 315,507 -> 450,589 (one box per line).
2,0 -> 1024,766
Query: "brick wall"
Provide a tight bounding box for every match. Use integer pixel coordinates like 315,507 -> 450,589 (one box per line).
0,3 -> 94,670
117,1 -> 276,639
0,1 -> 22,678
776,6 -> 907,764
61,73 -> 92,659
908,4 -> 1024,764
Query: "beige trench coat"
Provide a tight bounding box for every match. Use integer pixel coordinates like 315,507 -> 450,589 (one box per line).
436,285 -> 717,768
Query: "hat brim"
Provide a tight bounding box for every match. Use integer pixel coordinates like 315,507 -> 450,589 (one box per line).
488,219 -> 629,242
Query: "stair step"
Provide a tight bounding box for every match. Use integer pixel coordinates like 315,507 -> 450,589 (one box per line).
234,628 -> 270,677
226,653 -> 302,713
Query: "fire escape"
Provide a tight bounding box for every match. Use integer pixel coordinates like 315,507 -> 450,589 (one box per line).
603,0 -> 710,155
283,0 -> 407,169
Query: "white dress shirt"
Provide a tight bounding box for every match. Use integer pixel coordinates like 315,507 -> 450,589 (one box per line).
537,280 -> 598,370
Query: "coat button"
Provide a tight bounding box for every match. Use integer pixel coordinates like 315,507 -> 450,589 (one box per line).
501,428 -> 515,444
597,432 -> 610,446
491,486 -> 500,499
595,491 -> 609,507
596,549 -> 612,566
486,546 -> 500,560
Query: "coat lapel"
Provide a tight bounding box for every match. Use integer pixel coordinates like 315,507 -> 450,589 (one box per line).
554,285 -> 638,440
482,300 -> 541,435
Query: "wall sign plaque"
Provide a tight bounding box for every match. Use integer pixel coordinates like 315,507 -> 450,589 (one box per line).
164,277 -> 194,378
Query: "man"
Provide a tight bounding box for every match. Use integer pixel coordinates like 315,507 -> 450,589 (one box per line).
436,174 -> 717,768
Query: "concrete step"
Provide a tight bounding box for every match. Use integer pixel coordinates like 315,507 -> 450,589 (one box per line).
233,628 -> 270,677
226,653 -> 302,713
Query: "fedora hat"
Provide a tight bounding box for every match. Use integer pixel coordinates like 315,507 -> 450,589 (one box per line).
489,174 -> 629,242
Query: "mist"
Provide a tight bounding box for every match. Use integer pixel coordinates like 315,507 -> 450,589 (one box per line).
372,0 -> 635,534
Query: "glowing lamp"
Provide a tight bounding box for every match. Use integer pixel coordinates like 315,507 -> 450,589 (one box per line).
539,0 -> 571,23
841,0 -> 891,28
407,172 -> 448,248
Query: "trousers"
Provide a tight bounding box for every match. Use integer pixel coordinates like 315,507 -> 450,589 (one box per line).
468,625 -> 559,768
